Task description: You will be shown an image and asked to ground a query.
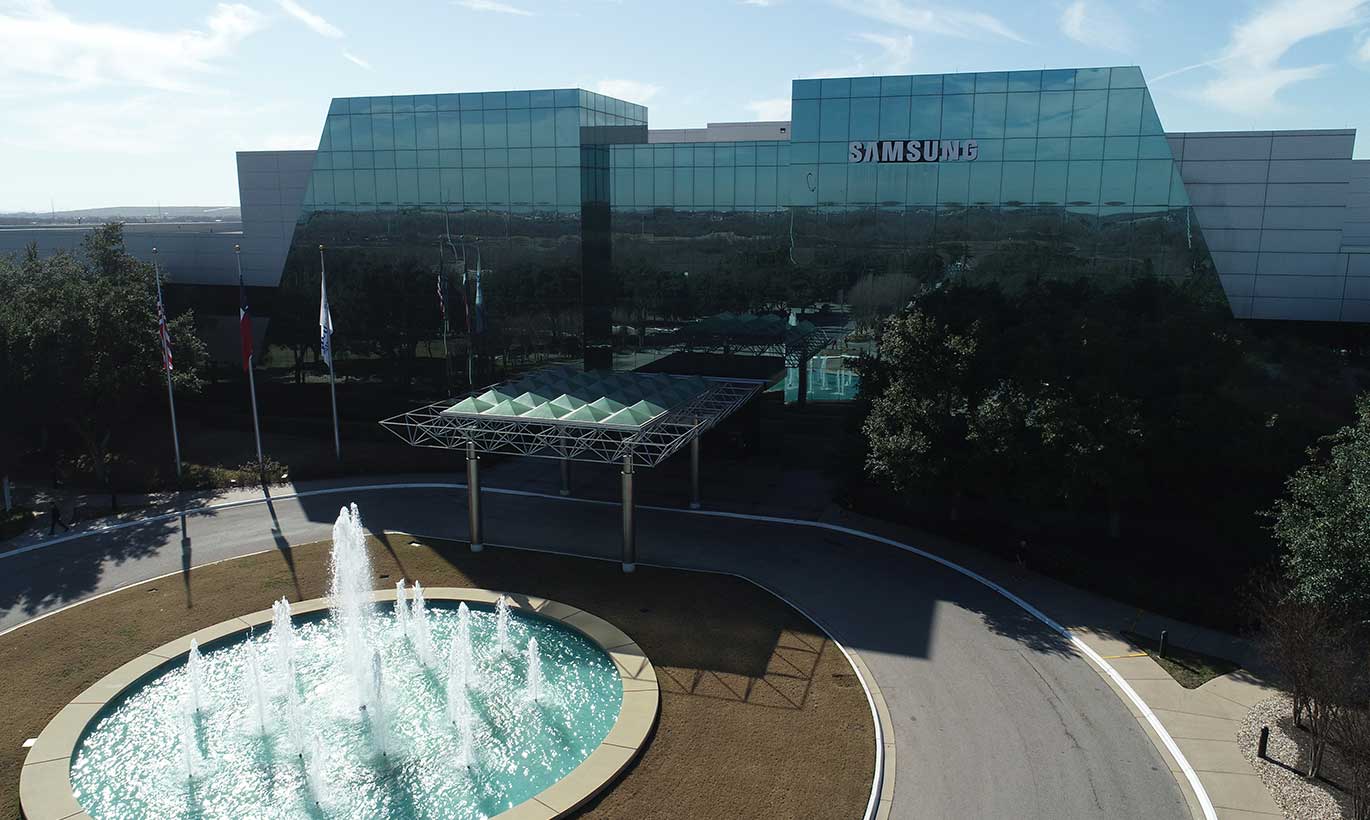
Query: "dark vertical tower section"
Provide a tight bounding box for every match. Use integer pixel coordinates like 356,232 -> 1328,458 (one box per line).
581,142 -> 613,370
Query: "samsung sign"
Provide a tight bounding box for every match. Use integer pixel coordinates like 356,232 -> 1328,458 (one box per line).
849,139 -> 979,163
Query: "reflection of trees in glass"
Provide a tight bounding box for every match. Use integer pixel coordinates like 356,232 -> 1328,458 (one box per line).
273,207 -> 588,386
271,261 -> 321,385
859,276 -> 1263,536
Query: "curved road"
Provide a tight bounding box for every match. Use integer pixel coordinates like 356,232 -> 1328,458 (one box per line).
2,482 -> 1189,819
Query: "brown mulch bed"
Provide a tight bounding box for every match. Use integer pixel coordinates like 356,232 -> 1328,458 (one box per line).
0,534 -> 874,820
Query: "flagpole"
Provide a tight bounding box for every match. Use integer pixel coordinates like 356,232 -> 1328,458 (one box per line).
235,245 -> 265,471
438,242 -> 450,395
319,245 -> 341,463
468,242 -> 479,387
153,248 -> 182,482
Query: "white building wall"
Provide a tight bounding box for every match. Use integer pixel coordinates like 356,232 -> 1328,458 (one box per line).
648,121 -> 791,143
235,150 -> 314,287
0,222 -> 240,285
1173,129 -> 1370,322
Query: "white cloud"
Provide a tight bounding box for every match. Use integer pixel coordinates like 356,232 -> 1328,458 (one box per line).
1,95 -> 244,155
1198,0 -> 1368,114
595,79 -> 659,103
456,0 -> 534,15
275,0 -> 342,38
800,31 -> 916,79
855,31 -> 914,72
0,0 -> 265,93
836,0 -> 1027,43
741,0 -> 777,5
342,50 -> 371,70
747,97 -> 791,120
1358,30 -> 1370,61
1059,0 -> 1130,52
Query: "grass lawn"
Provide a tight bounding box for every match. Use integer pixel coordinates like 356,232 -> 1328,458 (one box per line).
1,535 -> 873,820
1121,630 -> 1241,689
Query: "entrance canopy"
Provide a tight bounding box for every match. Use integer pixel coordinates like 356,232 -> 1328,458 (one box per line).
380,366 -> 763,467
668,312 -> 837,367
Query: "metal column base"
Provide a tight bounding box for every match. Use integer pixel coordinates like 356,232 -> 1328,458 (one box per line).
689,433 -> 701,510
466,443 -> 483,552
621,455 -> 636,573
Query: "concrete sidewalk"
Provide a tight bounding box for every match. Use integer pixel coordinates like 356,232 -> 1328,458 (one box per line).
1087,639 -> 1283,819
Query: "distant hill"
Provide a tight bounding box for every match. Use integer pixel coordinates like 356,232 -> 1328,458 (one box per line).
0,206 -> 240,225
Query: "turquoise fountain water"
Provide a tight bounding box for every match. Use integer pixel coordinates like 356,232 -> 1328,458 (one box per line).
69,504 -> 623,819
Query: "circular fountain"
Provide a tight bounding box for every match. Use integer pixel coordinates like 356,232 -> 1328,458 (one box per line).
20,504 -> 659,820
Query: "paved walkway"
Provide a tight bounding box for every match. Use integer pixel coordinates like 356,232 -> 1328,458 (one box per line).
0,470 -> 1283,819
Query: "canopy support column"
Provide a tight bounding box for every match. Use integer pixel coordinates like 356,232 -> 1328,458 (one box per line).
797,358 -> 809,407
466,441 -> 483,552
560,458 -> 571,497
621,454 -> 636,573
689,430 -> 701,510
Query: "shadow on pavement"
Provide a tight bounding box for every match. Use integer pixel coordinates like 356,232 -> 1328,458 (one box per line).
0,493 -> 217,619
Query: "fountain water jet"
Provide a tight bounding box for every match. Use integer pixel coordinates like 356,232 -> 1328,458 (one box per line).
368,650 -> 389,755
411,581 -> 437,667
447,631 -> 470,721
186,639 -> 205,713
394,579 -> 410,634
284,687 -> 308,755
270,597 -> 296,689
64,501 -> 631,819
526,637 -> 543,704
178,700 -> 202,779
304,734 -> 327,804
495,595 -> 511,655
330,504 -> 375,708
456,603 -> 474,684
457,705 -> 477,770
244,642 -> 270,735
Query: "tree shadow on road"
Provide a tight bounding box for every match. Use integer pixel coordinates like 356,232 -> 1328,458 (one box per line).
0,493 -> 217,625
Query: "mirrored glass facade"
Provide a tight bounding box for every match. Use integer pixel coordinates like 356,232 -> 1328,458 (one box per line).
278,67 -> 1220,383
279,89 -> 646,383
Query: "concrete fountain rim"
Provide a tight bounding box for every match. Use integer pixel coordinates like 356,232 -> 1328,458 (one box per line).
19,587 -> 660,820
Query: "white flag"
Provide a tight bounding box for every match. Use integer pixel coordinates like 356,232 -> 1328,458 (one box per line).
320,271 -> 334,367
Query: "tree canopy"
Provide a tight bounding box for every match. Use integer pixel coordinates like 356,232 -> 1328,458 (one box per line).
0,224 -> 206,486
1269,394 -> 1370,620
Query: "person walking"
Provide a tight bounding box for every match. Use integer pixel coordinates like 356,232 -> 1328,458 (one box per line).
48,502 -> 68,536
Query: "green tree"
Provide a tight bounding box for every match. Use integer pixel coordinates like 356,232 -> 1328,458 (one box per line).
1269,394 -> 1370,620
860,306 -> 989,517
0,224 -> 207,497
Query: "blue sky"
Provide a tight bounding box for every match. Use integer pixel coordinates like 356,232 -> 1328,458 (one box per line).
2,0 -> 1369,210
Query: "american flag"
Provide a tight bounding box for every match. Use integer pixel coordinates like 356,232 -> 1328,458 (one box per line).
155,276 -> 173,371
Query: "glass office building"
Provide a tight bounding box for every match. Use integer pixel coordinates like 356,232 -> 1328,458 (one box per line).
280,66 -> 1218,381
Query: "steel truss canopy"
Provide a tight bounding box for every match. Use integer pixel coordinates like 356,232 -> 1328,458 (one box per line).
380,367 -> 764,467
665,312 -> 840,367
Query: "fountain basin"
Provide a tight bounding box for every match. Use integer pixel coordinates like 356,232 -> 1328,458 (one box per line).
20,588 -> 659,820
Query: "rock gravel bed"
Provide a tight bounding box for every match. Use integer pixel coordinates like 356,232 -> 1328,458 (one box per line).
1237,694 -> 1351,820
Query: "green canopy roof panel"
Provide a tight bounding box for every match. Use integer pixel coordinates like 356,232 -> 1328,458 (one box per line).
440,367 -> 714,429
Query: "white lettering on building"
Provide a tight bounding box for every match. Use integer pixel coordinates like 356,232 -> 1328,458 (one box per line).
848,139 -> 979,163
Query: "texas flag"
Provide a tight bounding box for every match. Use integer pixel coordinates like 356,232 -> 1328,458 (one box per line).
239,270 -> 253,372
